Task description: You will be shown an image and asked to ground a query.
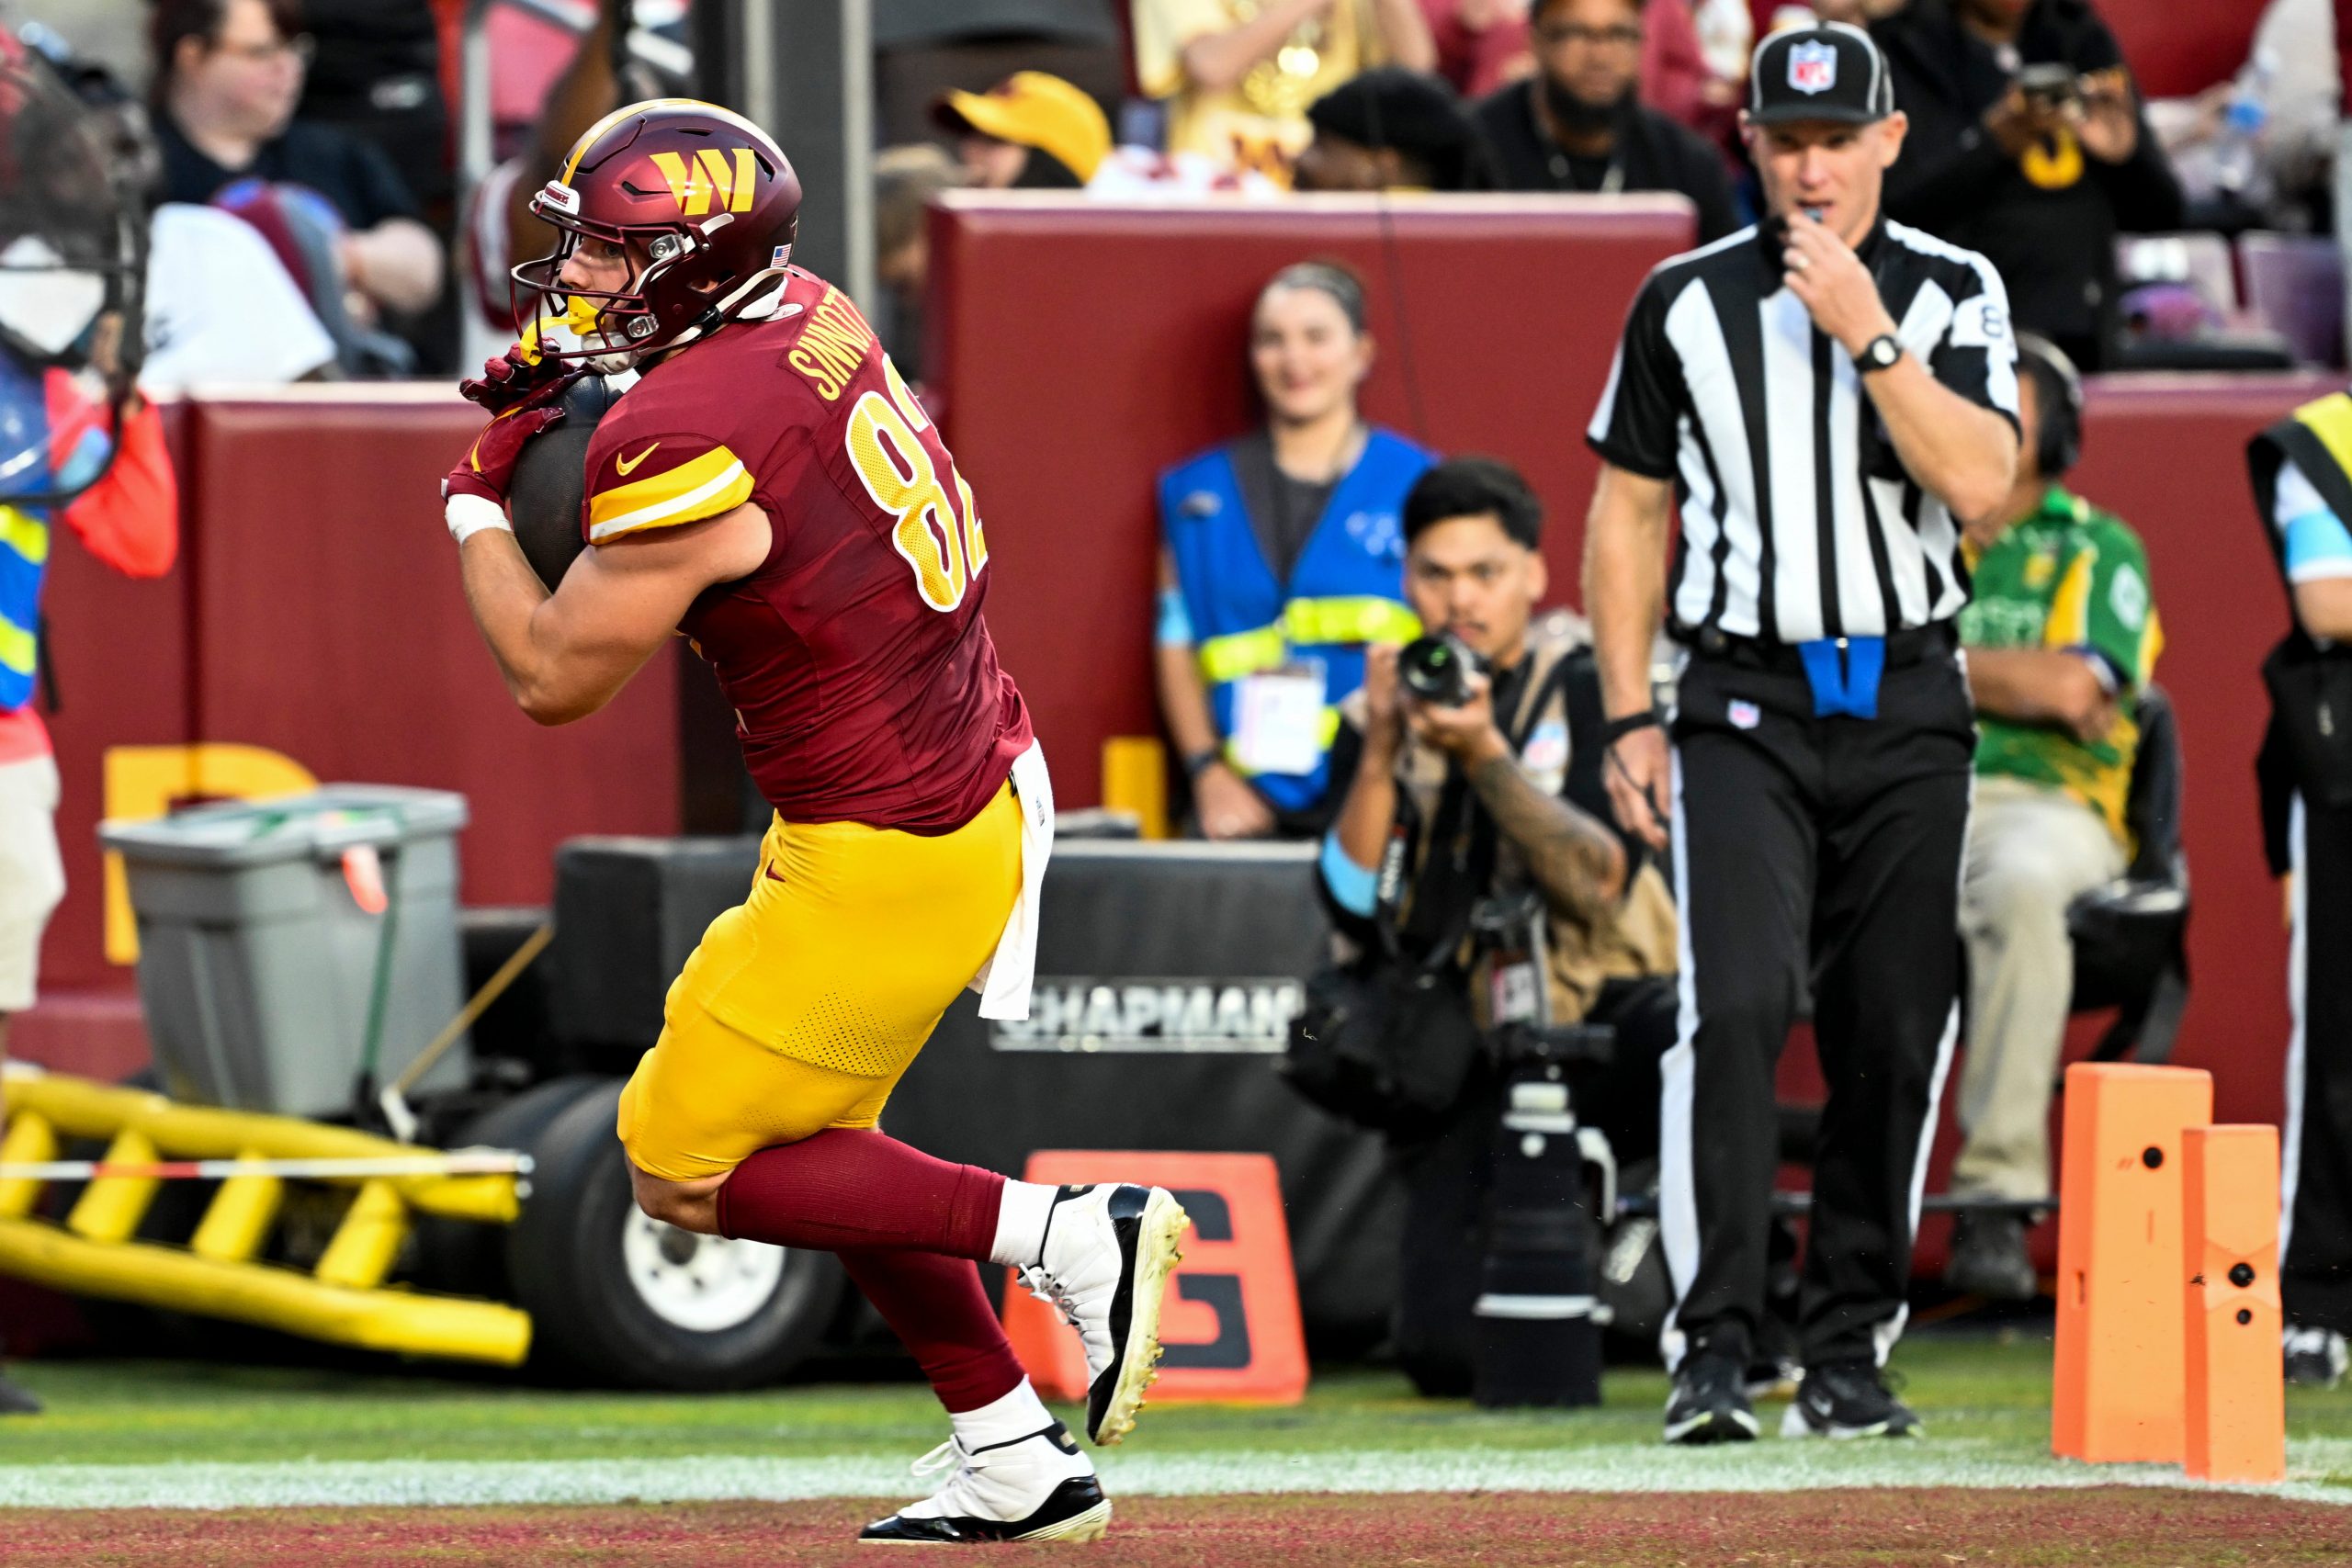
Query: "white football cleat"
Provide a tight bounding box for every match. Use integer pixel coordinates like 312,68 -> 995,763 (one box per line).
858,1420 -> 1109,1545
1017,1183 -> 1190,1445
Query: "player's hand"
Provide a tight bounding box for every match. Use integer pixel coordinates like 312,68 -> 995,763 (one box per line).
1604,722 -> 1671,852
1194,761 -> 1276,840
1783,210 -> 1899,361
1361,643 -> 1407,761
2075,67 -> 2141,164
443,372 -> 579,508
1405,672 -> 1507,764
460,341 -> 573,414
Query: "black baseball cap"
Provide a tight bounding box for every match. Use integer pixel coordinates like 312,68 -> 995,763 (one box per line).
1747,23 -> 1895,126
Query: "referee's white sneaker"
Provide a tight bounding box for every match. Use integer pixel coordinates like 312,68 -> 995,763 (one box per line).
1016,1183 -> 1191,1445
860,1420 -> 1109,1545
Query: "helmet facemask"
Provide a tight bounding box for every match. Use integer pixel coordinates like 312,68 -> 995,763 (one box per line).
513,182 -> 792,374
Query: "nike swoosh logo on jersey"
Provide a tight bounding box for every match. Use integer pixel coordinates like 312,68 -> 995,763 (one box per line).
616,441 -> 661,475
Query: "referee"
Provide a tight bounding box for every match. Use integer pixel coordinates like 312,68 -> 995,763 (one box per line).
1582,22 -> 2020,1444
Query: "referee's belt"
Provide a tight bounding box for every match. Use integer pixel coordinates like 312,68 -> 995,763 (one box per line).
1680,622 -> 1956,720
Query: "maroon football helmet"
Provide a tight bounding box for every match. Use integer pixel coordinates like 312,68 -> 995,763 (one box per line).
513,97 -> 802,366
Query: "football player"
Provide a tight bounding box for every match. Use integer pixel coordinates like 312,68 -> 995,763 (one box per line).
440,98 -> 1188,1546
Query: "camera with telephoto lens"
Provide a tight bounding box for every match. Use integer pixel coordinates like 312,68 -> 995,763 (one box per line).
2017,62 -> 2080,109
1399,634 -> 1488,707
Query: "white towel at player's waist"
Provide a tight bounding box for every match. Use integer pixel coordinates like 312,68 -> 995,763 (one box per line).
969,739 -> 1053,1021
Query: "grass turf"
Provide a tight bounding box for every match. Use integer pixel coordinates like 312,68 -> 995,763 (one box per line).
9,1491 -> 2352,1567
2,1332 -> 2346,1478
5,1333 -> 2352,1562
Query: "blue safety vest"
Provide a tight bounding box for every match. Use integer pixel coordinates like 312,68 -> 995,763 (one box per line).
1160,426 -> 1431,813
0,358 -> 109,712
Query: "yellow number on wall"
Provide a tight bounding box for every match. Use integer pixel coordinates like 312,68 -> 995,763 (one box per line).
845,360 -> 989,612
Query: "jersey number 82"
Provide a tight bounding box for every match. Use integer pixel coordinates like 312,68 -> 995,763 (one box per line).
844,358 -> 989,613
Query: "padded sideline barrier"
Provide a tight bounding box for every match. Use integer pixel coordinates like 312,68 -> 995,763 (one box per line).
550,837 -> 1397,1346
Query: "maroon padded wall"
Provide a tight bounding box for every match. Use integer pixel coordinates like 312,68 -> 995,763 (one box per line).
36,389 -> 680,994
927,191 -> 1702,808
2106,0 -> 2265,99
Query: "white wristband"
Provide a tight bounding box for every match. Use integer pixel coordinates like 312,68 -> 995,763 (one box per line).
445,491 -> 514,546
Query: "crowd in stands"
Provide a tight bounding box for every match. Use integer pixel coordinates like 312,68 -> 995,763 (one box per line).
11,0 -> 2336,387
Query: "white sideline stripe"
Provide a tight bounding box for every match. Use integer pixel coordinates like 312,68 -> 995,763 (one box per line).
1473,1293 -> 1599,1319
4,1444 -> 2350,1510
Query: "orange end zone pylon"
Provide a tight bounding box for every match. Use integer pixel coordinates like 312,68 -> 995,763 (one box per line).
2052,1062 -> 2212,1463
1002,1151 -> 1307,1406
2183,1124 -> 2287,1484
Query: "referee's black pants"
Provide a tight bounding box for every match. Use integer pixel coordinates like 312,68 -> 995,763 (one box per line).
1663,645 -> 1975,1371
2287,792 -> 2352,1335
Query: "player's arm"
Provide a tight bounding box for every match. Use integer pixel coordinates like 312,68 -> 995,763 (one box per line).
458,502 -> 769,725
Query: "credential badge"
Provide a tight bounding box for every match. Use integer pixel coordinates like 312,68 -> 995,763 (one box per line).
1788,40 -> 1838,95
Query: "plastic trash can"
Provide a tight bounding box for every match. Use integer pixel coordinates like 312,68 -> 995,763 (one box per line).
98,785 -> 472,1118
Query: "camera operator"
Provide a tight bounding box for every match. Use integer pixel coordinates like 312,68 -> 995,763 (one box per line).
1314,457 -> 1679,1395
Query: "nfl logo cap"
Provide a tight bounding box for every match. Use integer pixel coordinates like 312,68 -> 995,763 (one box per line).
1747,22 -> 1894,125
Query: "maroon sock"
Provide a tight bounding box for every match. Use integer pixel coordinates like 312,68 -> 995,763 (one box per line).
838,1248 -> 1026,1413
713,1127 -> 1005,1258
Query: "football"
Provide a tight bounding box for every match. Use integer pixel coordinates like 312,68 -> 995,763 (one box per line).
507,373 -> 625,590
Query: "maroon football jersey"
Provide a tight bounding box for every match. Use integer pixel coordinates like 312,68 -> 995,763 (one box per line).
579,269 -> 1031,833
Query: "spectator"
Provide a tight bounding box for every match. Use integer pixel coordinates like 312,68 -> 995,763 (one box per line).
1421,0 -> 1719,129
1474,0 -> 1739,241
2149,0 -> 2335,232
1156,262 -> 1433,840
149,0 -> 443,326
873,144 -> 967,382
1312,457 -> 1679,1396
19,28 -> 334,389
1295,67 -> 1497,190
1132,0 -> 1438,183
0,36 -> 180,1414
1873,0 -> 2183,370
876,1 -> 1123,150
1945,333 -> 2160,1300
933,72 -> 1114,189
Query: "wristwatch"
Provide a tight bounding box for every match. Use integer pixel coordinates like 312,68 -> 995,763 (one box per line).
1857,333 -> 1905,374
1182,747 -> 1223,781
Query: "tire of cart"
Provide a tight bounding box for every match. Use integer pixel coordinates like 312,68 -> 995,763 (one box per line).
411,1074 -> 613,1302
502,1077 -> 844,1391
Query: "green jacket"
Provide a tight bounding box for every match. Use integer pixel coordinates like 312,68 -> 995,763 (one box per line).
1957,486 -> 2163,844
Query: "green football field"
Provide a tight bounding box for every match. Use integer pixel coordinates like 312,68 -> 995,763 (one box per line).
2,1333 -> 2350,1563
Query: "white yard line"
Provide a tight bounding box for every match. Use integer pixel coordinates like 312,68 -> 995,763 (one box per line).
0,1444 -> 2345,1511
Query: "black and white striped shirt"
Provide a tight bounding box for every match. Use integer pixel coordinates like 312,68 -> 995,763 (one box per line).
1587,220 -> 2020,644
